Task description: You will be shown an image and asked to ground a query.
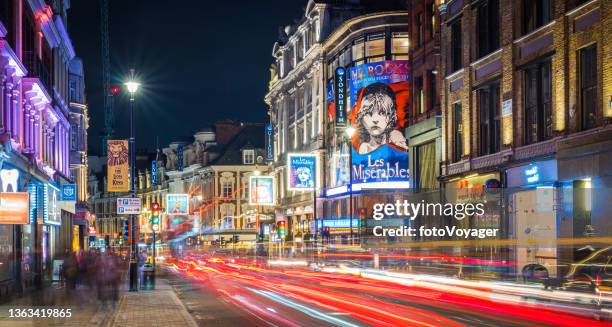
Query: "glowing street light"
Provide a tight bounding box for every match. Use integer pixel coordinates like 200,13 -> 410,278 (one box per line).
125,81 -> 140,95
345,126 -> 356,138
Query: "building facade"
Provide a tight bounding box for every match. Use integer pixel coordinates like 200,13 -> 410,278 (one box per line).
0,0 -> 86,300
68,56 -> 89,251
266,0 -> 412,242
439,0 -> 612,278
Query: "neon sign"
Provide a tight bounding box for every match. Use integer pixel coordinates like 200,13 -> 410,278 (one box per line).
525,166 -> 539,184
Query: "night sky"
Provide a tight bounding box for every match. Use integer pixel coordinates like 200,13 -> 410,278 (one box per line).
68,0 -> 305,155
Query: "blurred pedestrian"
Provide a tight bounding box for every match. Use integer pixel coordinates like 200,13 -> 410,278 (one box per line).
63,251 -> 78,292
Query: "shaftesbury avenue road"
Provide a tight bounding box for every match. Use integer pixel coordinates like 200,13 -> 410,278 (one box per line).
0,0 -> 611,326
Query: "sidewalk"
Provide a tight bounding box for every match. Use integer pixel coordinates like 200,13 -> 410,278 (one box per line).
0,282 -> 114,327
107,279 -> 197,327
0,278 -> 198,327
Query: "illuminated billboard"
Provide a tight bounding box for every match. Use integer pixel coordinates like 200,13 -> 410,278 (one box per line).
0,192 -> 29,224
166,193 -> 189,215
287,154 -> 317,191
249,176 -> 275,206
348,60 -> 410,189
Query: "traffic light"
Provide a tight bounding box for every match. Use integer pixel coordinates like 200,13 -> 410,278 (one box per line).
151,202 -> 160,230
123,221 -> 128,241
277,220 -> 286,237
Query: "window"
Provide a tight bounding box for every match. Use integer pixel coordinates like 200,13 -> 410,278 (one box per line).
222,182 -> 234,198
71,123 -> 78,151
352,37 -> 365,65
523,0 -> 551,35
416,12 -> 423,47
524,60 -> 552,144
478,80 -> 501,155
417,142 -> 437,190
453,102 -> 463,162
429,70 -> 437,111
365,33 -> 385,62
243,149 -> 255,164
415,76 -> 424,114
69,80 -> 77,102
428,3 -> 436,39
450,19 -> 462,72
391,32 -> 409,60
579,44 -> 597,131
476,0 -> 499,58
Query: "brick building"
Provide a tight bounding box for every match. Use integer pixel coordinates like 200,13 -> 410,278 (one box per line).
405,0 -> 442,194
439,0 -> 612,279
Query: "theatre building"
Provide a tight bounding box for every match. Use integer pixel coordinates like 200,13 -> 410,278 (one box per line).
439,0 -> 612,279
320,5 -> 409,243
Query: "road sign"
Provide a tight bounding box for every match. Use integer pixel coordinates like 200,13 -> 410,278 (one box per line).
117,197 -> 142,215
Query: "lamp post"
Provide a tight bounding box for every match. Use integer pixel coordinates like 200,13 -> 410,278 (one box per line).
345,126 -> 356,244
125,71 -> 140,292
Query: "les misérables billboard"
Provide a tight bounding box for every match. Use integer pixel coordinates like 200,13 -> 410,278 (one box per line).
348,60 -> 410,189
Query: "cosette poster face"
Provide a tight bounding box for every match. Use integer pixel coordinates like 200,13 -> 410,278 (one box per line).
249,176 -> 275,205
348,60 -> 410,187
287,154 -> 317,191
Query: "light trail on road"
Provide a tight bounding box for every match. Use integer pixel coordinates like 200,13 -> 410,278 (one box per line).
162,255 -> 611,326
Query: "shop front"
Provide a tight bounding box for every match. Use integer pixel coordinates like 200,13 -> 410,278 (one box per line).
505,159 -> 560,280
0,162 -> 32,299
443,172 -> 505,269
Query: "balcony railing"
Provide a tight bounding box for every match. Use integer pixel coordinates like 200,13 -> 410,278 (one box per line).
23,50 -> 52,92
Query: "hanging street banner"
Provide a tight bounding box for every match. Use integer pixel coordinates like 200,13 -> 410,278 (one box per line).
287,153 -> 316,191
348,60 -> 410,188
265,124 -> 274,162
334,66 -> 347,126
249,176 -> 275,205
167,193 -> 189,215
0,192 -> 29,224
107,140 -> 130,192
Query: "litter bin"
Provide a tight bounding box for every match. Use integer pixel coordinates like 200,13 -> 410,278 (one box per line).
141,264 -> 155,290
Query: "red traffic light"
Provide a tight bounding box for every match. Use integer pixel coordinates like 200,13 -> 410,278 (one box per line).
110,85 -> 121,95
151,202 -> 160,210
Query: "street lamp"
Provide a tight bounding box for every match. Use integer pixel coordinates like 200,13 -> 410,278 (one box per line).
125,70 -> 140,292
345,125 -> 355,244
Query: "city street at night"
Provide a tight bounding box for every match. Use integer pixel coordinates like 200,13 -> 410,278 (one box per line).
1,0 -> 612,326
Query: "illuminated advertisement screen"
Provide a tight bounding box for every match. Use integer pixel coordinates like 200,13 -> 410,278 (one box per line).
249,176 -> 275,206
166,193 -> 189,215
0,192 -> 29,224
287,154 -> 316,191
348,60 -> 410,189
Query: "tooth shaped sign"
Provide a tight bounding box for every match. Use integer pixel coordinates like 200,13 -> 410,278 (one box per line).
0,169 -> 19,192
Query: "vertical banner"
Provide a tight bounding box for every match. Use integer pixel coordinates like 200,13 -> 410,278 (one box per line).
107,140 -> 130,192
334,66 -> 347,126
177,145 -> 184,171
151,160 -> 158,185
265,124 -> 274,162
287,154 -> 316,191
348,60 -> 410,188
